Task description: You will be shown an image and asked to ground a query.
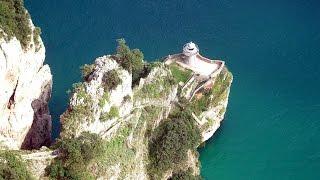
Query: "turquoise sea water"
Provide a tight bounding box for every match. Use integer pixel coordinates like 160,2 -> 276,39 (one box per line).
25,0 -> 320,179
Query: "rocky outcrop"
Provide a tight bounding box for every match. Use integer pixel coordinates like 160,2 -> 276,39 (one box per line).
56,53 -> 232,179
0,20 -> 52,150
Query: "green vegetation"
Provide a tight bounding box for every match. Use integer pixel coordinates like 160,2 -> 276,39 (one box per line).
61,82 -> 94,136
148,106 -> 201,179
0,0 -> 35,49
100,106 -> 119,122
72,82 -> 92,104
137,106 -> 163,138
80,64 -> 95,81
122,94 -> 131,103
46,132 -> 105,179
134,69 -> 176,99
145,61 -> 162,74
0,151 -> 33,180
102,69 -> 122,90
97,125 -> 135,176
115,38 -> 144,83
169,62 -> 192,83
209,68 -> 233,107
188,67 -> 233,116
169,168 -> 202,180
32,27 -> 41,50
201,118 -> 215,131
98,92 -> 110,108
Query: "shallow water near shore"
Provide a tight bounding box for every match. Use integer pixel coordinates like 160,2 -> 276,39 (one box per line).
25,0 -> 320,179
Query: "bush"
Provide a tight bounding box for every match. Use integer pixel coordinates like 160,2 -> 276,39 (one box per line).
0,151 -> 33,180
148,107 -> 201,178
102,69 -> 122,90
115,39 -> 144,83
33,27 -> 41,49
46,132 -> 105,179
98,92 -> 110,108
100,106 -> 119,121
122,94 -> 131,103
131,48 -> 144,82
169,168 -> 202,180
0,0 -> 33,49
80,64 -> 95,81
134,72 -> 175,99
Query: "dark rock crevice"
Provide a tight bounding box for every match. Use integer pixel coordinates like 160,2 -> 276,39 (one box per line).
7,80 -> 18,109
21,98 -> 52,150
21,81 -> 52,150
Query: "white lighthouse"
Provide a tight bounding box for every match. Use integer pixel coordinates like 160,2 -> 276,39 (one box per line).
183,42 -> 199,67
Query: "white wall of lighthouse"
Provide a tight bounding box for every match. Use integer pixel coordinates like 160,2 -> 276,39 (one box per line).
183,42 -> 199,67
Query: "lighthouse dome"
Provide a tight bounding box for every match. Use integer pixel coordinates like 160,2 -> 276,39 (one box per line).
183,42 -> 199,56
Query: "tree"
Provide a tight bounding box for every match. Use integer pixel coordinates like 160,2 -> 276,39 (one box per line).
148,109 -> 201,176
115,39 -> 144,82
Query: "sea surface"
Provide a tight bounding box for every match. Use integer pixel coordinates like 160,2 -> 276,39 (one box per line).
25,0 -> 320,179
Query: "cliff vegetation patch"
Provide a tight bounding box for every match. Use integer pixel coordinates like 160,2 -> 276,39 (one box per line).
46,132 -> 105,180
100,105 -> 119,121
148,106 -> 201,179
169,168 -> 202,180
169,62 -> 192,83
188,67 -> 233,116
0,151 -> 34,180
115,38 -> 144,84
0,0 -> 36,49
80,64 -> 95,81
102,69 -> 122,90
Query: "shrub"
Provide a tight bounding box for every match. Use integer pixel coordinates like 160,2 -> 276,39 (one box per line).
115,39 -> 144,83
102,69 -> 122,90
169,168 -> 202,180
122,94 -> 131,103
148,108 -> 201,178
0,151 -> 33,180
131,48 -> 144,82
33,27 -> 41,49
46,132 -> 105,179
98,92 -> 110,108
80,64 -> 95,81
134,72 -> 175,99
0,0 -> 33,49
209,68 -> 233,107
100,106 -> 119,121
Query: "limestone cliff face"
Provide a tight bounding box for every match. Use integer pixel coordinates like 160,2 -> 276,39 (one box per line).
60,55 -> 133,138
0,20 -> 52,150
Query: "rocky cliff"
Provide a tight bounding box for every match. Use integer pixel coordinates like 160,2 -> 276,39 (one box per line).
0,39 -> 231,179
41,40 -> 232,179
0,11 -> 52,149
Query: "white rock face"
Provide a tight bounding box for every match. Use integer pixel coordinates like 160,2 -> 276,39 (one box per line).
0,21 -> 52,150
62,56 -> 133,138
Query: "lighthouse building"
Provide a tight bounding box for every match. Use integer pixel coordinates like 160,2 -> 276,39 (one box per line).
183,42 -> 199,67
